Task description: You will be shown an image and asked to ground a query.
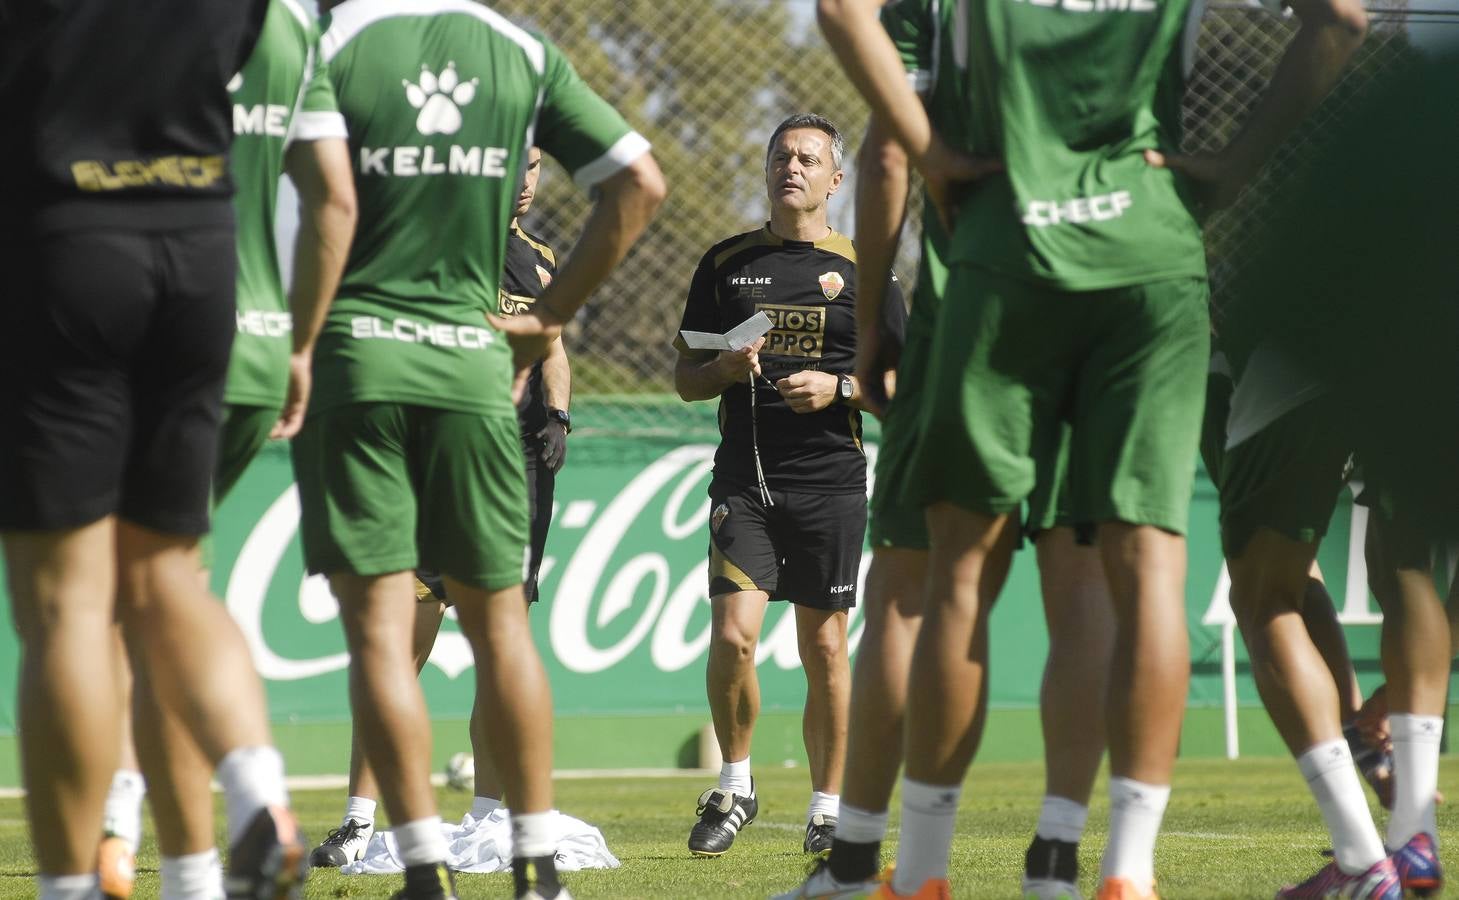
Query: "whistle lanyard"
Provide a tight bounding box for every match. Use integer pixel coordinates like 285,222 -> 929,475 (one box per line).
748,372 -> 775,508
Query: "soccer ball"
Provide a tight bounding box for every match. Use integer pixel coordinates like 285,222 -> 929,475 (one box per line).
444,751 -> 475,792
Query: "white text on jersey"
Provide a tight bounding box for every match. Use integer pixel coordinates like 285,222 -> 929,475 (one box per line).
350,316 -> 495,349
1022,190 -> 1133,228
358,145 -> 509,178
234,105 -> 290,138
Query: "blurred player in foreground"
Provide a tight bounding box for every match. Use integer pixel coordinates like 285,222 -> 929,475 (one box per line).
816,0 -> 1365,895
1,2 -> 318,899
1213,35 -> 1459,897
97,1 -> 355,896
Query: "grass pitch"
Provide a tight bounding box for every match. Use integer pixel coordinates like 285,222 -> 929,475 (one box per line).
0,757 -> 1453,898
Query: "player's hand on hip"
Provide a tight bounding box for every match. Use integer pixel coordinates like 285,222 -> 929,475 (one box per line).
536,421 -> 568,474
917,134 -> 1003,231
1144,148 -> 1243,213
270,350 -> 313,439
776,370 -> 838,413
716,336 -> 765,381
487,309 -> 563,403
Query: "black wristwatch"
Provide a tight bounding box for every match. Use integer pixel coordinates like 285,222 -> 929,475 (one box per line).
835,374 -> 853,405
548,407 -> 572,433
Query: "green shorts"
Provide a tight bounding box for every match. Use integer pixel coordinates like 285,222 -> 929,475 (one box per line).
292,403 -> 528,589
869,328 -> 932,551
1218,392 -> 1349,558
909,267 -> 1209,534
1024,424 -> 1075,539
215,403 -> 276,503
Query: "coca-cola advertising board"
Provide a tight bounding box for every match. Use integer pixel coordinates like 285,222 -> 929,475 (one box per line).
0,436 -> 1386,750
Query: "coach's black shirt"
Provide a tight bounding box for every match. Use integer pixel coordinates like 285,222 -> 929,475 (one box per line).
677,225 -> 906,495
0,0 -> 268,234
500,223 -> 560,438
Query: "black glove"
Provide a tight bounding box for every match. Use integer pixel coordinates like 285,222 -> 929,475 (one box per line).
535,420 -> 568,474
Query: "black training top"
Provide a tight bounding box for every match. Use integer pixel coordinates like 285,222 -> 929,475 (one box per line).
500,223 -> 560,438
0,0 -> 269,234
676,225 -> 907,495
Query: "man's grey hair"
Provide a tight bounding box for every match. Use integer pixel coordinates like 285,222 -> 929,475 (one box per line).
766,113 -> 845,171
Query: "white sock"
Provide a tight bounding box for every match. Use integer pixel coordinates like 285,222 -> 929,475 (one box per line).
215,746 -> 288,846
891,779 -> 960,895
103,769 -> 147,851
160,848 -> 223,900
37,873 -> 100,900
1036,795 -> 1089,844
343,796 -> 377,827
1099,777 -> 1170,891
719,756 -> 752,794
1387,714 -> 1443,849
836,803 -> 888,843
807,790 -> 840,821
394,816 -> 447,867
471,795 -> 504,818
512,810 -> 558,858
1297,739 -> 1385,874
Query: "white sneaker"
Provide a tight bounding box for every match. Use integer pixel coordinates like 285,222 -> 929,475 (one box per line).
308,818 -> 374,867
772,859 -> 886,899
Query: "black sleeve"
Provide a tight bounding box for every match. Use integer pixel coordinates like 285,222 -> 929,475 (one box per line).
233,0 -> 272,75
673,251 -> 719,355
882,271 -> 909,346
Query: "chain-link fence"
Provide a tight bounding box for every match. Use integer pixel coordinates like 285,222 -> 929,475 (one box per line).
494,0 -> 1451,438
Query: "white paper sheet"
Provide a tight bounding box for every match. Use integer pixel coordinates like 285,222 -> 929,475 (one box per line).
679,311 -> 773,352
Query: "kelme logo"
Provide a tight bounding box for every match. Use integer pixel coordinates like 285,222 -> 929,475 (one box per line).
818,271 -> 845,300
227,72 -> 244,93
404,62 -> 478,136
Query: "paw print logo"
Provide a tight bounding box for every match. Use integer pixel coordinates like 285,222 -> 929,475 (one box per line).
403,62 -> 478,136
227,72 -> 244,93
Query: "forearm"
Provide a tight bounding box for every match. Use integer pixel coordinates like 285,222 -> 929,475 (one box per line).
533,156 -> 667,325
1219,4 -> 1366,182
542,337 -> 571,410
675,356 -> 737,402
854,117 -> 909,343
817,0 -> 935,163
284,139 -> 356,353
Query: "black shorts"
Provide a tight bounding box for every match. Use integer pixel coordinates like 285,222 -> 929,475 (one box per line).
706,480 -> 866,610
0,227 -> 235,534
416,434 -> 556,605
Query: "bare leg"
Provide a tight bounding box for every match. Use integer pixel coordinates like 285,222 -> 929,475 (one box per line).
129,661 -> 216,856
330,571 -> 437,826
4,519 -> 121,875
1227,530 -> 1339,756
445,577 -> 554,815
1369,518 -> 1450,719
840,548 -> 927,813
796,606 -> 850,796
706,591 -> 771,765
1036,527 -> 1115,805
352,599 -> 445,807
1300,563 -> 1362,721
114,522 -> 273,763
470,695 -> 507,803
888,506 -> 1013,895
903,504 -> 1016,784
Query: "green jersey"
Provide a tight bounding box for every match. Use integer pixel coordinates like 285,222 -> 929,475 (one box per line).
315,0 -> 649,417
882,0 -> 1206,290
227,0 -> 347,407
